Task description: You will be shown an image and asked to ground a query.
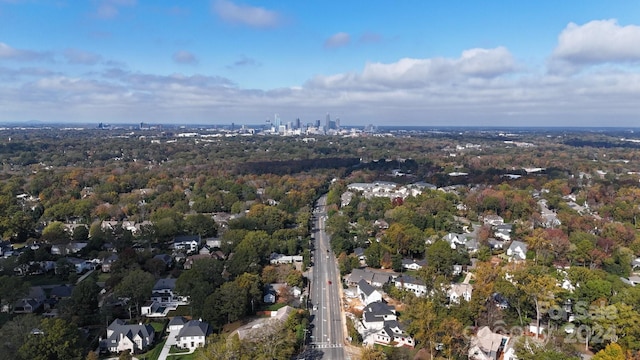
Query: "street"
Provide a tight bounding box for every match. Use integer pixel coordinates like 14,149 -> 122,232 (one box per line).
303,194 -> 348,360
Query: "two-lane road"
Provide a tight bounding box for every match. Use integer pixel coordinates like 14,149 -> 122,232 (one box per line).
306,194 -> 347,360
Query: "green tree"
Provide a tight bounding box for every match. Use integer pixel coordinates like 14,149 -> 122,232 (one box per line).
41,221 -> 69,244
425,240 -> 455,277
114,269 -> 155,319
184,214 -> 218,238
0,314 -> 41,359
18,318 -> 84,360
69,277 -> 100,325
0,275 -> 30,313
592,343 -> 626,360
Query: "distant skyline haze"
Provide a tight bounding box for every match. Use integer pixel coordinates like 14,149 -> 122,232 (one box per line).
1,1 -> 640,126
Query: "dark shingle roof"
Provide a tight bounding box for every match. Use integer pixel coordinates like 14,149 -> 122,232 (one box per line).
176,320 -> 210,338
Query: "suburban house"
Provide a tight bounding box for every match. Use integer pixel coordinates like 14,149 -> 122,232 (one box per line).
168,316 -> 188,331
443,233 -> 468,250
353,247 -> 366,262
63,257 -> 94,273
483,215 -> 504,227
357,279 -> 383,305
361,302 -> 414,348
506,241 -> 528,262
151,278 -> 188,307
346,268 -> 395,287
49,284 -> 74,300
141,300 -> 172,318
13,286 -> 46,314
173,235 -> 202,254
394,275 -> 427,297
101,254 -> 119,272
269,253 -> 304,265
372,322 -> 415,348
103,319 -> 155,354
51,242 -> 87,256
401,259 -> 426,271
468,326 -> 510,360
448,283 -> 473,304
175,319 -> 211,351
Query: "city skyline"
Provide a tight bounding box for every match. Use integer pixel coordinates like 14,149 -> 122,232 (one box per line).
1,1 -> 640,127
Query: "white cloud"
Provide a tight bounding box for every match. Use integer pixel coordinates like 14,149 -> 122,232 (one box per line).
63,48 -> 102,65
308,47 -> 516,90
458,47 -> 516,77
0,42 -> 51,61
212,0 -> 281,28
172,50 -> 198,65
324,32 -> 351,49
551,19 -> 640,71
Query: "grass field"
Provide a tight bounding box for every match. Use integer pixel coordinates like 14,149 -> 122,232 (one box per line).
137,339 -> 166,360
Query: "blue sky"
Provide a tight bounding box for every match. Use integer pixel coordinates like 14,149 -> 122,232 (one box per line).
1,0 -> 640,127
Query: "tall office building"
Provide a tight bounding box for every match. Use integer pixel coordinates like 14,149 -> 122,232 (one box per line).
325,113 -> 331,132
273,114 -> 282,131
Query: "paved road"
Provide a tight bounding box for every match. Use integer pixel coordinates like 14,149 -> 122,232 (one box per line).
303,194 -> 348,360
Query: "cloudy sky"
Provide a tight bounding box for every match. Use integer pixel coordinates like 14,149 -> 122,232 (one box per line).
1,0 -> 640,127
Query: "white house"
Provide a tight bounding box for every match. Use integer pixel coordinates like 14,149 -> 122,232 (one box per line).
175,319 -> 211,351
151,278 -> 188,307
168,316 -> 188,331
402,259 -> 426,271
269,253 -> 304,265
469,326 -> 510,360
358,279 -> 383,305
372,322 -> 415,348
141,301 -> 171,317
394,275 -> 427,297
173,235 -> 201,254
104,319 -> 155,354
361,302 -> 413,348
449,283 -> 473,304
506,241 -> 528,262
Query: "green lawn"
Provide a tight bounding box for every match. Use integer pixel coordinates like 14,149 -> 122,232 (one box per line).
167,352 -> 198,360
137,339 -> 166,360
148,320 -> 167,333
169,345 -> 190,354
96,271 -> 110,283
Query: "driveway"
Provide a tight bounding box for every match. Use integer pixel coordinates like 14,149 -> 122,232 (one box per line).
158,328 -> 180,360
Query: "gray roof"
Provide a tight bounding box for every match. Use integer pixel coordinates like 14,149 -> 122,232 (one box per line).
363,301 -> 395,322
395,275 -> 425,286
107,319 -> 154,346
371,273 -> 391,285
153,278 -> 176,291
176,320 -> 210,339
50,284 -> 74,298
348,268 -> 373,284
358,279 -> 376,296
168,316 -> 187,327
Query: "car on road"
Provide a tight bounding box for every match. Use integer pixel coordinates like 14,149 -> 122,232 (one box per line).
328,280 -> 332,285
